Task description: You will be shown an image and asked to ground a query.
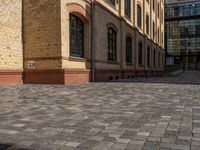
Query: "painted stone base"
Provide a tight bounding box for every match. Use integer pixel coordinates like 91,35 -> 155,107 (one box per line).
24,69 -> 90,84
95,70 -> 122,82
95,70 -> 164,82
0,69 -> 163,84
0,70 -> 23,84
64,69 -> 90,84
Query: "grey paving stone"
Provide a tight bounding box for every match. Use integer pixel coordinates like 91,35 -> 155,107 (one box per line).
0,71 -> 199,149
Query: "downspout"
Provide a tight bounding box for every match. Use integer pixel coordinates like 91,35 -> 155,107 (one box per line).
22,0 -> 25,83
119,0 -> 124,79
91,0 -> 95,82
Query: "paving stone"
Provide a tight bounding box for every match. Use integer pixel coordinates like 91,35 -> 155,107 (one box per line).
110,142 -> 127,150
92,141 -> 113,150
13,124 -> 26,128
129,140 -> 145,146
0,71 -> 199,149
0,129 -> 18,134
66,142 -> 81,147
174,144 -> 190,150
125,144 -> 143,150
117,138 -> 131,144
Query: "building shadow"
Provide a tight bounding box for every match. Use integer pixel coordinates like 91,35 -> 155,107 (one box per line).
0,143 -> 35,150
114,76 -> 200,85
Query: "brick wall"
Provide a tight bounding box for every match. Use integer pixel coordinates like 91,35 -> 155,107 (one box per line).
23,0 -> 62,70
0,0 -> 23,70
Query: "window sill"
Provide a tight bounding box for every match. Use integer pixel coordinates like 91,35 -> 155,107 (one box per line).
68,56 -> 86,62
124,16 -> 131,22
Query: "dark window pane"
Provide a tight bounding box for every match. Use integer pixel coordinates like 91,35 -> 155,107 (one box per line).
70,14 -> 84,58
137,5 -> 142,28
138,42 -> 143,65
108,28 -> 117,61
126,37 -> 132,64
125,0 -> 131,18
146,15 -> 149,35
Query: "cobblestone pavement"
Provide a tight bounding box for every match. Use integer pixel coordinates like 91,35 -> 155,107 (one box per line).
0,71 -> 200,150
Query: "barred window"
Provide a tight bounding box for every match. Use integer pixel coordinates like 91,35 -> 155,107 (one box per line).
70,14 -> 84,57
125,0 -> 131,18
153,22 -> 155,39
137,5 -> 142,28
108,28 -> 117,61
126,37 -> 132,64
146,14 -> 150,35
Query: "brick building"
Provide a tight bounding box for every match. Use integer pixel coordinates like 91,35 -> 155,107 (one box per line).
0,0 -> 165,84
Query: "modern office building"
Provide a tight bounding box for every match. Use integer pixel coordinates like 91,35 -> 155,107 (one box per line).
0,0 -> 165,84
165,0 -> 200,70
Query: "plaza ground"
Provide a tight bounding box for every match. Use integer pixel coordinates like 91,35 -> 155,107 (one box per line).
0,71 -> 200,150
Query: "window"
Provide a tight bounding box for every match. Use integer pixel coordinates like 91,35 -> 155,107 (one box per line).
126,37 -> 132,64
125,0 -> 131,18
153,0 -> 155,11
158,27 -> 160,42
137,5 -> 142,28
70,14 -> 84,57
153,49 -> 156,68
138,42 -> 143,66
153,21 -> 155,39
147,46 -> 150,67
107,0 -> 116,6
146,14 -> 149,35
108,27 -> 117,61
158,3 -> 160,18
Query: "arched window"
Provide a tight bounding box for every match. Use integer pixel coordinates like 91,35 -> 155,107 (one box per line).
70,14 -> 84,57
137,5 -> 142,28
108,27 -> 117,61
126,37 -> 132,64
147,46 -> 150,67
146,14 -> 149,35
138,41 -> 143,66
125,0 -> 131,18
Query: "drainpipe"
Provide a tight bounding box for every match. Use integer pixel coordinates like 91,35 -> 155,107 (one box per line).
22,0 -> 25,83
90,0 -> 95,82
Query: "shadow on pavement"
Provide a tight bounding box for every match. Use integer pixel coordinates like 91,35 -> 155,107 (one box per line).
0,143 -> 35,150
115,77 -> 200,85
113,71 -> 200,85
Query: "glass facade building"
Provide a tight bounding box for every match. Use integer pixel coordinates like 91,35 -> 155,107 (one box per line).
165,0 -> 200,70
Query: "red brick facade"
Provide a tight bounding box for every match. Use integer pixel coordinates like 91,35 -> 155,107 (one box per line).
24,69 -> 90,84
0,70 -> 23,84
